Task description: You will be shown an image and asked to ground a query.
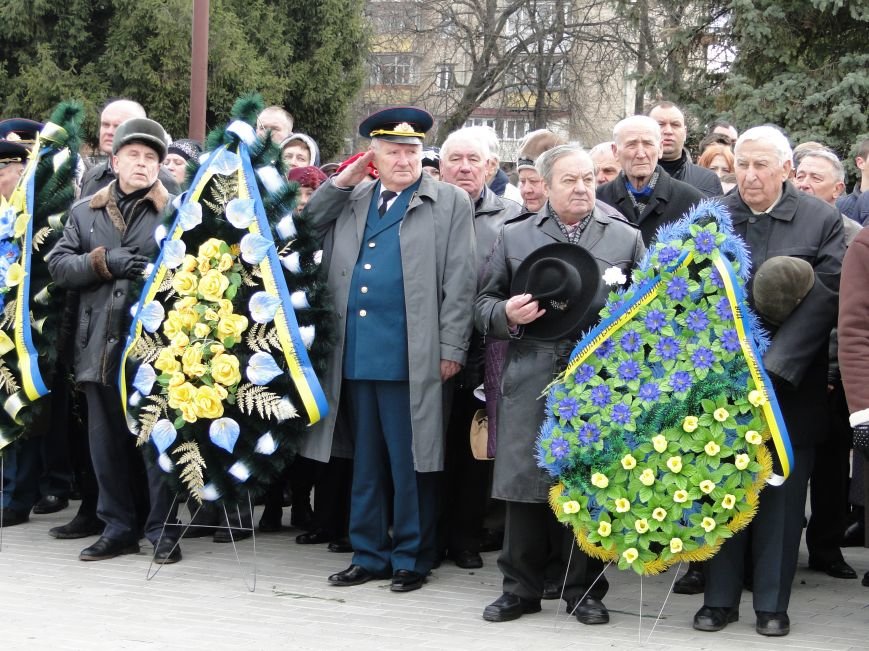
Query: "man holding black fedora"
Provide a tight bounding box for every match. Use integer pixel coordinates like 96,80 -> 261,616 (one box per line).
48,117 -> 180,564
475,144 -> 645,624
298,107 -> 476,592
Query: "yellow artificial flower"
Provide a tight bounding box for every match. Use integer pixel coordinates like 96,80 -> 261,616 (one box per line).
704,441 -> 721,456
666,456 -> 683,473
170,332 -> 190,354
204,308 -> 220,322
154,347 -> 181,374
734,453 -> 750,470
622,548 -> 639,564
163,312 -> 185,340
748,389 -> 767,407
198,269 -> 230,302
745,430 -> 763,445
722,494 -> 736,509
217,299 -> 234,318
193,322 -> 211,339
168,372 -> 186,388
196,255 -> 211,273
639,469 -> 656,486
591,473 -> 609,489
230,243 -> 241,256
214,384 -> 228,400
178,306 -> 199,330
652,434 -> 668,453
176,296 -> 198,310
211,353 -> 242,387
673,490 -> 688,503
652,507 -> 667,522
14,214 -> 28,238
5,262 -> 24,287
193,385 -> 224,419
615,498 -> 631,513
699,480 -> 716,494
181,343 -> 207,378
597,521 -> 612,537
635,518 -> 649,534
701,517 -> 716,533
168,381 -> 196,409
713,407 -> 730,422
198,238 -> 223,260
179,400 -> 198,423
217,313 -> 248,341
682,415 -> 699,432
210,343 -> 225,356
181,255 -> 198,272
621,454 -> 637,470
669,538 -> 683,553
562,500 -> 581,514
0,330 -> 14,356
217,252 -> 234,272
172,270 -> 198,296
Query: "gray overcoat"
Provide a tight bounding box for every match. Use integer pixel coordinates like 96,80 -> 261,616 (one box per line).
298,174 -> 476,472
475,201 -> 646,502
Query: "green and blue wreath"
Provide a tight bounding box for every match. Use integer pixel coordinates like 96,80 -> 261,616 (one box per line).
0,103 -> 82,451
120,95 -> 332,506
537,199 -> 793,575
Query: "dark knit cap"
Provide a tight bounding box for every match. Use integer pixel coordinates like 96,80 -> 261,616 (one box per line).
287,165 -> 328,190
167,139 -> 202,163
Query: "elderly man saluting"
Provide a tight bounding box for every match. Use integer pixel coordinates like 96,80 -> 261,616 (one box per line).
299,107 -> 476,592
48,118 -> 180,563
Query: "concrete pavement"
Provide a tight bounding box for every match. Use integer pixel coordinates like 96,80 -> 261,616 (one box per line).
1,505 -> 867,650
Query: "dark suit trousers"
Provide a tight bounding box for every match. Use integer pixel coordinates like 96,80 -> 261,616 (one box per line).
83,383 -> 177,544
704,446 -> 814,613
345,380 -> 438,575
499,501 -> 609,602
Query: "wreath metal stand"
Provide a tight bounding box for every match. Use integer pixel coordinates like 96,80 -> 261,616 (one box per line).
146,490 -> 258,592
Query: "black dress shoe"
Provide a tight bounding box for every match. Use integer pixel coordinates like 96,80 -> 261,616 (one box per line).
569,596 -> 610,625
693,605 -> 739,632
862,571 -> 869,587
327,538 -> 353,553
258,507 -> 283,532
290,502 -> 314,529
0,507 -> 29,527
449,549 -> 483,569
328,564 -> 389,586
295,529 -> 331,545
49,514 -> 104,539
390,569 -> 426,592
756,611 -> 789,636
482,592 -> 541,622
213,528 -> 252,543
153,538 -> 182,564
32,495 -> 69,515
808,557 -> 857,579
542,579 -> 562,600
842,519 -> 865,547
79,536 -> 140,561
673,567 -> 705,594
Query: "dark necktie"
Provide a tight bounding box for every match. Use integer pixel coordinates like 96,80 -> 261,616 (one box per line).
378,190 -> 397,217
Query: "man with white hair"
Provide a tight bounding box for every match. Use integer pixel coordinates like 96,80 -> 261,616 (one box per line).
588,141 -> 621,187
693,125 -> 845,637
437,127 -> 521,569
466,125 -> 523,204
597,115 -> 703,245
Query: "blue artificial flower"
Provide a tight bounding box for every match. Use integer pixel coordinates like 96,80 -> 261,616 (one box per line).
0,206 -> 16,239
178,202 -> 203,231
666,276 -> 689,301
0,240 -> 19,261
590,385 -> 612,408
694,229 -> 716,254
557,396 -> 581,420
655,336 -> 681,362
721,329 -> 741,353
611,403 -> 632,425
225,198 -> 256,229
240,232 -> 273,265
162,239 -> 186,269
246,352 -> 284,385
209,418 -> 241,453
691,346 -> 715,370
658,246 -> 680,266
151,419 -> 177,454
716,296 -> 731,320
643,309 -> 667,333
671,370 -> 692,393
576,363 -> 596,383
578,422 -> 601,444
132,363 -> 157,396
550,437 -> 570,459
249,291 -> 282,324
608,298 -> 625,313
709,269 -> 724,288
138,301 -> 165,333
620,330 -> 642,353
637,382 -> 660,402
684,308 -> 709,332
596,339 -> 616,360
617,359 -> 641,382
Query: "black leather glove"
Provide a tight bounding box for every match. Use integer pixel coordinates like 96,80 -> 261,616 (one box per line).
105,247 -> 149,279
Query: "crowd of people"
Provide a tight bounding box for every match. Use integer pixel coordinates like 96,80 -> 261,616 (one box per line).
1,95 -> 868,639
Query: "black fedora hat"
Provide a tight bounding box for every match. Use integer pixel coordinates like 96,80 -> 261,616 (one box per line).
511,242 -> 602,340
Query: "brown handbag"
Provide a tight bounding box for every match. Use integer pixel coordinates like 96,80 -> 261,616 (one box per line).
470,409 -> 492,460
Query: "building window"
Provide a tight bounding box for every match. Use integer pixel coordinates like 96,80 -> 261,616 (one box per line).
463,117 -> 532,142
371,54 -> 417,86
436,64 -> 455,91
